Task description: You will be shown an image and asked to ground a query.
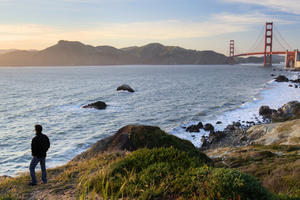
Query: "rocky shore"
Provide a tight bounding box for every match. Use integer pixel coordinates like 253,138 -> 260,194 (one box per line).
197,100 -> 300,150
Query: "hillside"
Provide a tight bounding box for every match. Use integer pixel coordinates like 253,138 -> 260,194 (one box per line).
0,41 -> 229,66
0,124 -> 299,200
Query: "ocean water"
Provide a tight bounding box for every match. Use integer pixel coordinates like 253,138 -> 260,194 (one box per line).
0,64 -> 299,176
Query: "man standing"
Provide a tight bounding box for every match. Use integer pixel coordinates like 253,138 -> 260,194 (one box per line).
29,124 -> 50,186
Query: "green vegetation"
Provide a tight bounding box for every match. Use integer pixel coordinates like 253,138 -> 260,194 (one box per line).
125,125 -> 212,164
0,195 -> 15,200
82,148 -> 272,200
211,145 -> 300,199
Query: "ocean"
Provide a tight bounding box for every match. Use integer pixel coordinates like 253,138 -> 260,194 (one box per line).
0,64 -> 299,176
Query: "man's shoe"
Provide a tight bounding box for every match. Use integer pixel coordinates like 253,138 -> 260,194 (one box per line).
28,182 -> 37,186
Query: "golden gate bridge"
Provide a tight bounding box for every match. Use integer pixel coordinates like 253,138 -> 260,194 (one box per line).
229,22 -> 300,69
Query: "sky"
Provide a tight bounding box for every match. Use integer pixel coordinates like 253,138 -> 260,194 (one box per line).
0,0 -> 300,54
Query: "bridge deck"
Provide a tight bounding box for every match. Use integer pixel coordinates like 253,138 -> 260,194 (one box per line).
234,51 -> 293,57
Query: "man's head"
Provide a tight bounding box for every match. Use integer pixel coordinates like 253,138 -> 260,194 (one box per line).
35,124 -> 43,134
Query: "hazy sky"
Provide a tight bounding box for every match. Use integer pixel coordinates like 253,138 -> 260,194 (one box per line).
0,0 -> 300,54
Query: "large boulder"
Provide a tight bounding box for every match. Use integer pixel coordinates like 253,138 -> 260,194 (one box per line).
272,101 -> 300,121
209,131 -> 226,144
73,124 -> 212,164
259,106 -> 275,118
274,75 -> 289,82
117,84 -> 135,92
82,101 -> 107,110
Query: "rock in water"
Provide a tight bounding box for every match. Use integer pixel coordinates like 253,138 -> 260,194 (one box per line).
117,84 -> 135,93
274,75 -> 289,82
204,123 -> 214,132
186,122 -> 203,132
186,125 -> 200,132
82,101 -> 107,110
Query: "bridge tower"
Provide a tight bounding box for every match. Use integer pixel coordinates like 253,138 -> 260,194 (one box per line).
229,40 -> 234,64
264,22 -> 273,66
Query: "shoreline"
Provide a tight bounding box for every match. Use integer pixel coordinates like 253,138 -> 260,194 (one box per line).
170,69 -> 300,147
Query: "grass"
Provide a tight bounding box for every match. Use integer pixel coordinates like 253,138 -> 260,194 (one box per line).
210,145 -> 300,198
276,121 -> 296,133
1,146 -> 299,199
84,148 -> 273,200
0,153 -> 124,200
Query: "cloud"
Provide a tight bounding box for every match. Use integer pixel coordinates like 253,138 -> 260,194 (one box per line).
0,12 -> 291,50
223,0 -> 300,15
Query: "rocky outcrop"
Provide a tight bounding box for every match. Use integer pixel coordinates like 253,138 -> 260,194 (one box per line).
116,84 -> 135,93
259,101 -> 300,122
271,101 -> 300,121
73,124 -> 212,164
246,119 -> 300,145
82,101 -> 107,110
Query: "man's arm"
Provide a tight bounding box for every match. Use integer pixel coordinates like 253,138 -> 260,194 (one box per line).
31,137 -> 38,156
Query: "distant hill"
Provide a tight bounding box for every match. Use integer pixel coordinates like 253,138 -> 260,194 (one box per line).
0,40 -> 229,66
235,55 -> 285,64
0,49 -> 18,54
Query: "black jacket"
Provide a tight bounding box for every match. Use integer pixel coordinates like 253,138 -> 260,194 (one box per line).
31,133 -> 50,158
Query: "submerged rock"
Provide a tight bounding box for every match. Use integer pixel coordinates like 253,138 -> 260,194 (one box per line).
82,101 -> 107,110
117,84 -> 135,92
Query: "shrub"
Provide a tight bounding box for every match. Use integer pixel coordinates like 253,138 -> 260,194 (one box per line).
88,148 -> 273,200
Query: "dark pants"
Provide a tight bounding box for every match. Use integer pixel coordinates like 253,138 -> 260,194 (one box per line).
29,156 -> 47,184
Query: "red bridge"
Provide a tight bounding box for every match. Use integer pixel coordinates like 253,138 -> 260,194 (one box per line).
229,22 -> 300,69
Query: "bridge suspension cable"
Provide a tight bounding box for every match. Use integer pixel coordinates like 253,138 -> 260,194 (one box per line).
247,25 -> 265,53
274,25 -> 293,50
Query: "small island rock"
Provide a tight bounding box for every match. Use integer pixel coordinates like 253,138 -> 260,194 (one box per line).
117,84 -> 135,93
82,101 -> 107,110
